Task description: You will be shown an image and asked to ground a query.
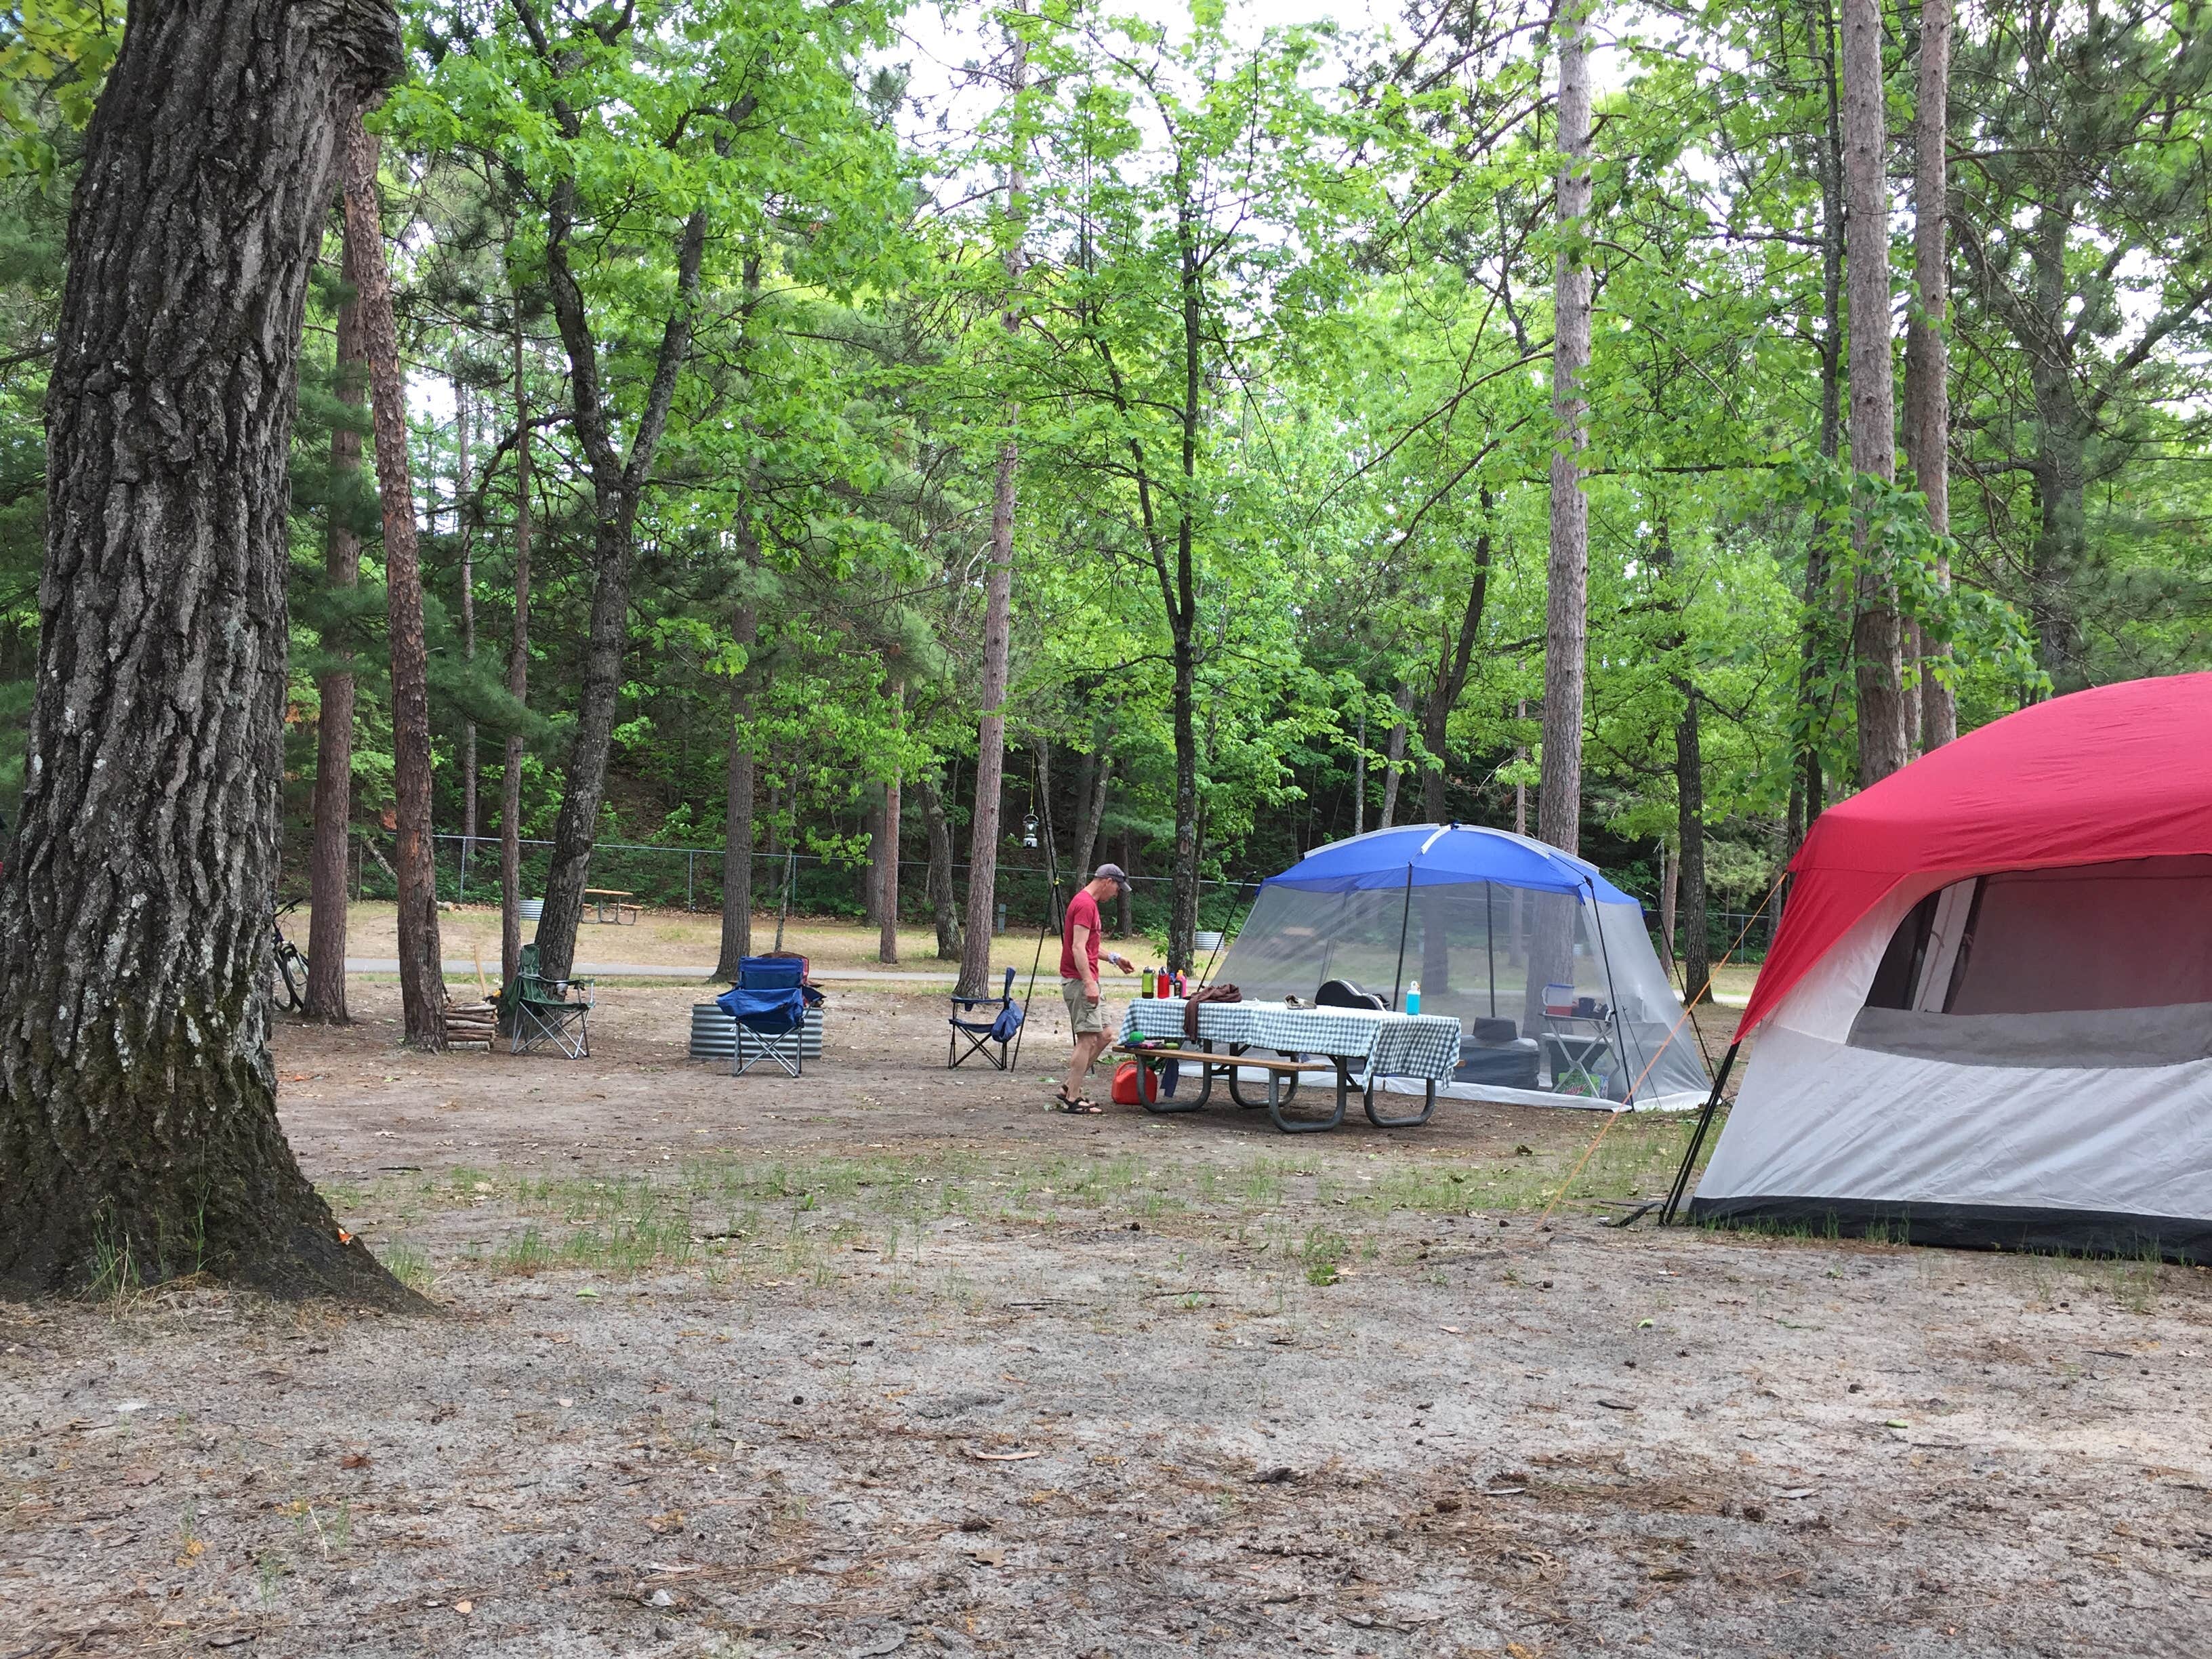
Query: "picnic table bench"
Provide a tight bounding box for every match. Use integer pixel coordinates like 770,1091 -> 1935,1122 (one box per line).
584,888 -> 640,925
1117,998 -> 1462,1134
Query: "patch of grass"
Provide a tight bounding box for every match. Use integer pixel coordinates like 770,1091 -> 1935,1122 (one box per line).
1301,1225 -> 1347,1286
378,1240 -> 435,1294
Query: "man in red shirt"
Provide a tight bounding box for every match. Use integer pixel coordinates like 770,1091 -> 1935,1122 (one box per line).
1057,863 -> 1135,1111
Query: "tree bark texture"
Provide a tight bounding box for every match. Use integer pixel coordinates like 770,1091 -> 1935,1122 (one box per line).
501,324 -> 533,985
1842,0 -> 1910,786
920,773 -> 962,961
957,130 -> 1027,1000
343,113 -> 446,1050
1905,0 -> 1954,750
0,0 -> 406,1300
306,205 -> 369,1023
1541,0 -> 1592,859
1658,842 -> 1679,973
714,591 -> 759,981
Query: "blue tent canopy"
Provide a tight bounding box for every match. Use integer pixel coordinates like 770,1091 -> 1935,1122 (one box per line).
1261,823 -> 1640,905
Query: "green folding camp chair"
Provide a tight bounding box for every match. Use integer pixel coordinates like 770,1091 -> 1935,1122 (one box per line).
497,943 -> 594,1059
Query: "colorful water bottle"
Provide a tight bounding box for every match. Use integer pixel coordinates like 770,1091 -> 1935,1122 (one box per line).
1405,980 -> 1421,1015
1141,966 -> 1155,998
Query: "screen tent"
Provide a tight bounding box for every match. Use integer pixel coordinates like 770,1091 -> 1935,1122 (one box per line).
1218,824 -> 1712,1111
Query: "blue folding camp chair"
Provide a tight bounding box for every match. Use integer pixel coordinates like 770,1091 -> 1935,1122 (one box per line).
947,966 -> 1023,1070
717,956 -> 809,1078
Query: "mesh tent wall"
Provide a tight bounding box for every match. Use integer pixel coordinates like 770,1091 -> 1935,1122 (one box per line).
1691,674 -> 2212,1259
1217,824 -> 1711,1110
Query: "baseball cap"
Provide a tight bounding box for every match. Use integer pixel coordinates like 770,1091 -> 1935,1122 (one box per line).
1092,863 -> 1132,892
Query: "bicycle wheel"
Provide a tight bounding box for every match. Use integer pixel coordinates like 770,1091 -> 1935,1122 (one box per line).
275,949 -> 306,1012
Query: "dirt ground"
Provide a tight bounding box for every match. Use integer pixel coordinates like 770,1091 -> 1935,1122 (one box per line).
5,980 -> 2208,1658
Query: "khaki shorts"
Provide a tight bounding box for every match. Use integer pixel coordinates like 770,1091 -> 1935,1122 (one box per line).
1061,978 -> 1105,1036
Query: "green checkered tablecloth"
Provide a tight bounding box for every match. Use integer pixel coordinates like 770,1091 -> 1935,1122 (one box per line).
1119,998 -> 1462,1083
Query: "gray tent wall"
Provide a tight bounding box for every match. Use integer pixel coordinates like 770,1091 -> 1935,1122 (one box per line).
1219,868 -> 1710,1111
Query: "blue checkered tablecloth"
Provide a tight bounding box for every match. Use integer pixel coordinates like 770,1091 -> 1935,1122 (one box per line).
1118,998 -> 1462,1083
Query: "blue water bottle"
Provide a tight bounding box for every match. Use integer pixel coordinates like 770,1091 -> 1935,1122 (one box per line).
1405,980 -> 1421,1015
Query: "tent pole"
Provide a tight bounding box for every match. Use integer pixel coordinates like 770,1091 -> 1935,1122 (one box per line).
1660,1040 -> 1740,1225
1582,875 -> 1639,1102
1485,881 -> 1497,1017
1387,866 -> 1413,1009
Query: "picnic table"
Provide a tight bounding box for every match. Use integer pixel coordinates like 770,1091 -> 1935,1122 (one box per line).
585,888 -> 640,925
1117,998 -> 1462,1134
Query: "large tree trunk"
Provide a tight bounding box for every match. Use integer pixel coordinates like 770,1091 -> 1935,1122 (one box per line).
1351,711 -> 1366,837
1117,827 -> 1134,938
1905,0 -> 1954,750
957,124 -> 1027,1000
714,592 -> 758,981
455,372 -> 479,853
1790,0 -> 1847,853
306,202 -> 368,1023
1541,0 -> 1591,859
1843,0 -> 1910,785
863,785 -> 885,930
1675,684 -> 1711,1005
1073,745 -> 1113,879
1378,684 -> 1409,829
920,772 -> 962,961
2025,207 -> 2088,694
867,765 -> 893,960
344,112 -> 446,1050
1529,7 -> 1592,1040
1419,508 -> 1494,826
1168,626 -> 1200,975
957,430 -> 1017,999
501,324 -> 533,985
0,3 -> 405,1301
531,182 -> 710,980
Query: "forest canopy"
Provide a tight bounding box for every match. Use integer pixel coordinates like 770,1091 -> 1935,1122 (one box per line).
1,0 -> 2205,969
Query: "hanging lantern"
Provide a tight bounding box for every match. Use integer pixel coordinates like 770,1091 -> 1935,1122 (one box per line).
1021,813 -> 1039,850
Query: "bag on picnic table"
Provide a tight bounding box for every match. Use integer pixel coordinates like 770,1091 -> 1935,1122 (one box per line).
1183,981 -> 1242,1041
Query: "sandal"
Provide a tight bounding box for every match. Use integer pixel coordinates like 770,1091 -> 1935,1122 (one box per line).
1055,1090 -> 1105,1114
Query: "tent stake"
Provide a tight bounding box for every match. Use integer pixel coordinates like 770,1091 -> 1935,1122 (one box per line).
1660,1040 -> 1739,1225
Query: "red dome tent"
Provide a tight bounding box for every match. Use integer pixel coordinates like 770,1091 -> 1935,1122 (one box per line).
1666,674 -> 2212,1258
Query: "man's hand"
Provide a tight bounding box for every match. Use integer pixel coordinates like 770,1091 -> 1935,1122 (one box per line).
1106,951 -> 1135,975
1083,979 -> 1101,1006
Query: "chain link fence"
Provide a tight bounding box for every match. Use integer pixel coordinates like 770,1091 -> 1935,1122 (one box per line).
325,832 -> 1250,941
317,831 -> 1769,963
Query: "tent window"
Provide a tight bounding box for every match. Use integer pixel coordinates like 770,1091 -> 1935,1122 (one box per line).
1864,893 -> 1937,1010
1863,856 -> 2212,1016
